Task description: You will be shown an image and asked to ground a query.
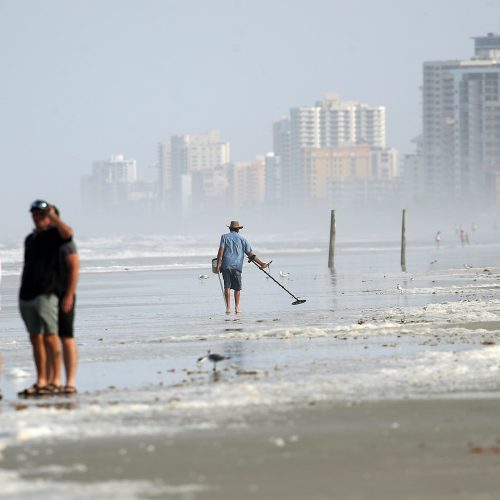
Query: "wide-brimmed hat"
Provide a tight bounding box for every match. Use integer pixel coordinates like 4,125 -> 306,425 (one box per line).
228,220 -> 243,230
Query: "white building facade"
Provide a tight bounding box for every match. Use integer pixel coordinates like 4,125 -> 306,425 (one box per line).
82,154 -> 154,209
158,129 -> 230,212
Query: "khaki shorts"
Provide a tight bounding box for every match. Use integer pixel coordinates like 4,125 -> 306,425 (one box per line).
19,294 -> 59,335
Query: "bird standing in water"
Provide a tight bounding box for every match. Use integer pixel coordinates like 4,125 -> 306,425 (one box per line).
197,350 -> 231,372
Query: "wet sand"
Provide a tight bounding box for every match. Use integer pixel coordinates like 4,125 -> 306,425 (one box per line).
3,398 -> 500,499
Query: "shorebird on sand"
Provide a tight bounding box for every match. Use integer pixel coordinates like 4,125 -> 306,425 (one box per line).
197,350 -> 231,372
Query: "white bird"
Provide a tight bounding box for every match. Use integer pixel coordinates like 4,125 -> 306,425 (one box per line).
396,284 -> 403,293
197,350 -> 231,372
198,274 -> 209,279
279,271 -> 290,278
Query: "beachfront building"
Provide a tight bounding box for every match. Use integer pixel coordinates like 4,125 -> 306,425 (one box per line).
423,33 -> 500,206
264,152 -> 281,206
302,144 -> 400,207
81,154 -> 155,209
158,129 -> 230,213
227,158 -> 266,209
273,93 -> 390,205
188,165 -> 230,212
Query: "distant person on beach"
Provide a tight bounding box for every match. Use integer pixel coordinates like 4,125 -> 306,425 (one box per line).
460,229 -> 466,247
435,231 -> 441,248
18,200 -> 73,397
54,206 -> 79,395
217,220 -> 268,314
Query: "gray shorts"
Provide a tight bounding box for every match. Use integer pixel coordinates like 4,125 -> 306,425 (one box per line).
19,294 -> 59,335
222,269 -> 242,291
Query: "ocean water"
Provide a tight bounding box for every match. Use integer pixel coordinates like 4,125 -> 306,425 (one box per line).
1,230 -> 500,497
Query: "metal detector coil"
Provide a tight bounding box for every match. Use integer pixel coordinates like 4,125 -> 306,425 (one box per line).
249,258 -> 306,306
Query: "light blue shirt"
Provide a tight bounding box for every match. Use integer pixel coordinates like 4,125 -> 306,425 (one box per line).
219,232 -> 252,272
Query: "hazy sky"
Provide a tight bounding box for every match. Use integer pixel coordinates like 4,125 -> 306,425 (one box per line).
1,0 -> 499,234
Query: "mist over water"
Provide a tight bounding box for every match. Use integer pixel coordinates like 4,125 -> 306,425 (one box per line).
2,1 -> 499,243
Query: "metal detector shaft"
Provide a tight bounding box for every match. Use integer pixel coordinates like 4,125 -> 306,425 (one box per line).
250,259 -> 306,305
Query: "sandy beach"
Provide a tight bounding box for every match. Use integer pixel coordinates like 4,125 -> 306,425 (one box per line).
2,233 -> 500,498
1,398 -> 500,499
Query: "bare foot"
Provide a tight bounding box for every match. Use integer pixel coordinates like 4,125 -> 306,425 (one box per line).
235,309 -> 240,314
226,309 -> 231,314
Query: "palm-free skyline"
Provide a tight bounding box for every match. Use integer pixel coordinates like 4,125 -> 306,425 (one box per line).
1,0 -> 499,235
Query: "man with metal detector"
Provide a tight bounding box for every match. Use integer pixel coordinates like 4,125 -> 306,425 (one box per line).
216,220 -> 268,314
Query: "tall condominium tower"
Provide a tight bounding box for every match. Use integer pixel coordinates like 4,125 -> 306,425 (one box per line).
82,155 -> 139,208
158,129 -> 230,208
423,33 -> 500,205
273,93 -> 386,203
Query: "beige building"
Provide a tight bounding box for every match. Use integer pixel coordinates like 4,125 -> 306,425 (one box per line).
303,145 -> 372,200
302,144 -> 400,205
228,158 -> 266,208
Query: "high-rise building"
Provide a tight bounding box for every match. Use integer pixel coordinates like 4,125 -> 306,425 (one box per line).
301,144 -> 399,206
321,92 -> 386,148
264,152 -> 281,206
274,93 -> 388,204
158,129 -> 230,211
228,158 -> 266,209
423,33 -> 500,205
82,154 -> 151,208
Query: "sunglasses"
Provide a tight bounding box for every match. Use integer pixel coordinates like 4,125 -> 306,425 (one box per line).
30,200 -> 49,212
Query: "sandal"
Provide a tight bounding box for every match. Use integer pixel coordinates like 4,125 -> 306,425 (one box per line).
47,384 -> 63,395
18,384 -> 52,398
63,385 -> 78,395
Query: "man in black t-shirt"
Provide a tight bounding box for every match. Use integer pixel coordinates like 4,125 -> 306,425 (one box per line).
18,200 -> 73,397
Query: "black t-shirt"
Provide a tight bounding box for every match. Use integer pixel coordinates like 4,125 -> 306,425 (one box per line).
19,227 -> 71,300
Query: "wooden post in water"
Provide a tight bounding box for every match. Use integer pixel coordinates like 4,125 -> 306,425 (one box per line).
401,208 -> 407,272
328,209 -> 336,269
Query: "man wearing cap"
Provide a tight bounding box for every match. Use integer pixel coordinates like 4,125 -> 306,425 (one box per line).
216,221 -> 268,314
18,200 -> 73,397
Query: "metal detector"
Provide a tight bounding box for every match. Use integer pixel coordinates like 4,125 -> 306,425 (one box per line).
249,258 -> 306,305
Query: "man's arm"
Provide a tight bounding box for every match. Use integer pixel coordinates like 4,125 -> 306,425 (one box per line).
47,205 -> 73,240
61,253 -> 79,313
246,252 -> 268,269
216,247 -> 224,273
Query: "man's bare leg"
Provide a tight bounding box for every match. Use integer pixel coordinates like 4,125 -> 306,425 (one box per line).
44,334 -> 62,387
61,337 -> 78,388
30,333 -> 48,387
224,288 -> 231,313
235,290 -> 241,314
